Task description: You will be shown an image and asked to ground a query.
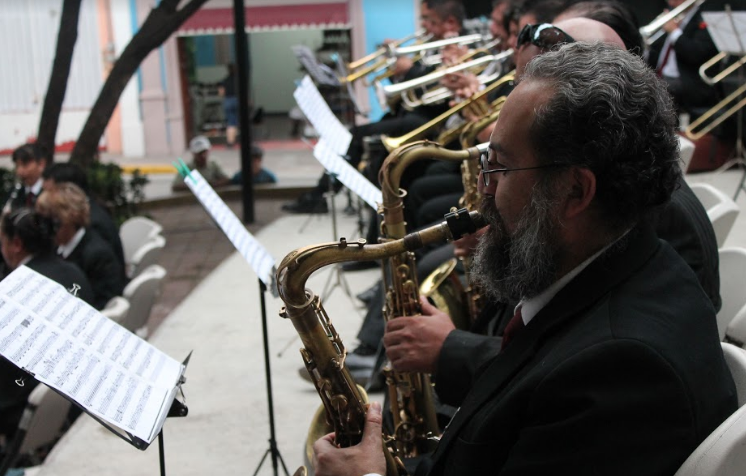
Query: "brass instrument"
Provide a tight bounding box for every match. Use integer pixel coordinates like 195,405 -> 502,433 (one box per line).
436,96 -> 507,146
381,71 -> 515,151
278,209 -> 486,476
700,52 -> 746,86
342,30 -> 428,84
376,141 -> 488,456
685,83 -> 746,140
381,50 -> 513,108
640,0 -> 705,46
346,33 -> 484,85
419,107 -> 501,330
348,30 -> 425,71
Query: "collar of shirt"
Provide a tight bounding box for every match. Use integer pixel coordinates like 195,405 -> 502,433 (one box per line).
58,228 -> 86,259
518,230 -> 630,326
26,178 -> 43,196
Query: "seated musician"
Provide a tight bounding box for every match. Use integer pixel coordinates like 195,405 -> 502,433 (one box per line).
312,41 -> 737,476
646,0 -> 720,120
282,0 -> 468,215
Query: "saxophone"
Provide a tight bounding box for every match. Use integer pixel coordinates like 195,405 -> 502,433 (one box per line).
377,142 -> 486,456
277,210 -> 486,476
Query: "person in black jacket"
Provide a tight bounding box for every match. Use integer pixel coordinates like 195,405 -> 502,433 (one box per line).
3,143 -> 47,214
311,43 -> 736,476
41,162 -> 126,274
35,183 -> 125,310
0,208 -> 94,443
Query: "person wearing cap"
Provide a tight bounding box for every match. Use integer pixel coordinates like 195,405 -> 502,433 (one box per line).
230,145 -> 277,185
172,135 -> 231,192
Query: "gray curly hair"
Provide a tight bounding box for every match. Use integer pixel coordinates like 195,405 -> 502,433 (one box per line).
522,41 -> 680,232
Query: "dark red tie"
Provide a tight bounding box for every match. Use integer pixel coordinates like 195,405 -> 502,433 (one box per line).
501,306 -> 525,351
657,42 -> 673,78
25,191 -> 35,207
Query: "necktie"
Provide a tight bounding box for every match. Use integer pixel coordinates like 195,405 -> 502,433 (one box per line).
501,306 -> 525,351
656,42 -> 673,78
25,191 -> 35,207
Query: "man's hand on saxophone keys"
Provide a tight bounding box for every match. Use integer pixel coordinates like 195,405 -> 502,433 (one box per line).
383,297 -> 456,374
313,402 -> 387,476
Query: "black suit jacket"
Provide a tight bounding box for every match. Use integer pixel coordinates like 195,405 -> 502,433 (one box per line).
66,228 -> 126,310
89,199 -> 125,271
424,225 -> 736,475
647,9 -> 719,111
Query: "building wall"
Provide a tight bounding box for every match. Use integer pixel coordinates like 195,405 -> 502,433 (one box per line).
361,0 -> 418,121
0,0 -> 103,153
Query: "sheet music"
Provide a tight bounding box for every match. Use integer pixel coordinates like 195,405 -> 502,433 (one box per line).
182,170 -> 277,294
0,266 -> 184,445
314,138 -> 383,210
703,12 -> 746,54
292,45 -> 341,87
293,75 -> 353,156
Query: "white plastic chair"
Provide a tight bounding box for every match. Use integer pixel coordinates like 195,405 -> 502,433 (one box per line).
673,343 -> 746,476
717,248 -> 746,341
690,183 -> 740,248
119,216 -> 163,265
0,385 -> 71,473
100,296 -> 131,324
121,265 -> 166,338
678,135 -> 696,173
127,234 -> 166,279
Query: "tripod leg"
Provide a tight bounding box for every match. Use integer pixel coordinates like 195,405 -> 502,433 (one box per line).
252,448 -> 271,476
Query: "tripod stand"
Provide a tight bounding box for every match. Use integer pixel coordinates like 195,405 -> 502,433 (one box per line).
319,173 -> 359,308
253,279 -> 290,476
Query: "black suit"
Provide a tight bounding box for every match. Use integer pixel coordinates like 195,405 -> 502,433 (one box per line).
66,228 -> 126,310
3,183 -> 39,213
647,9 -> 719,114
424,225 -> 736,476
0,252 -> 94,440
89,199 -> 125,272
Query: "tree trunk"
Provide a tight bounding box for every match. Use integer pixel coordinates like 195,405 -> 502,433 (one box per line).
37,0 -> 83,163
69,0 -> 210,166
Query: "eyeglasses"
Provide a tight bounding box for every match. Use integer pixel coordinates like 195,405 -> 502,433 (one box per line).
479,153 -> 565,187
516,23 -> 575,50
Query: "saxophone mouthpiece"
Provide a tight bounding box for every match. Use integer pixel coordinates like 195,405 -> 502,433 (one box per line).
445,208 -> 485,239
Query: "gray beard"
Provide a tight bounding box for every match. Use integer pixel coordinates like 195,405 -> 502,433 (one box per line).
471,181 -> 562,303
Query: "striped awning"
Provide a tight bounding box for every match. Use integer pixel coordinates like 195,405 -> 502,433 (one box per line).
177,3 -> 349,36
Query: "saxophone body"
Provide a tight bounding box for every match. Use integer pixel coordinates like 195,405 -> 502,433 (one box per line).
377,142 -> 486,456
277,211 -> 485,475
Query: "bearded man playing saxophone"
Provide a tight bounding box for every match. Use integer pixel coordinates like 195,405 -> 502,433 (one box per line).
312,41 -> 736,476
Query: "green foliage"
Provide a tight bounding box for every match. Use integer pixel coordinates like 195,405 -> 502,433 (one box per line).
0,167 -> 17,205
86,163 -> 149,225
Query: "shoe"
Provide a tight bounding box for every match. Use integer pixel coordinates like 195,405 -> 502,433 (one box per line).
341,260 -> 378,272
282,193 -> 328,214
345,352 -> 377,370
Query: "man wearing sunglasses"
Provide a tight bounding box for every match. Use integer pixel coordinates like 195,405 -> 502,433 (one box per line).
312,42 -> 736,476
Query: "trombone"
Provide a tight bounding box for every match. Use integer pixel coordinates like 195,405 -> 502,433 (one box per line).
700,52 -> 746,85
639,0 -> 705,46
347,30 -> 425,71
685,83 -> 746,140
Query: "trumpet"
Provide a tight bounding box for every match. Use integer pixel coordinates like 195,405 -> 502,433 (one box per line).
381,50 -> 513,108
381,71 -> 515,151
640,0 -> 705,46
341,30 -> 430,84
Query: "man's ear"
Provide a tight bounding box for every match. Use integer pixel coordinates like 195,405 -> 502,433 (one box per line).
562,167 -> 596,220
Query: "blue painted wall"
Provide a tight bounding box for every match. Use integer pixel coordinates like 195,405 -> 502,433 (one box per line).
361,0 -> 417,121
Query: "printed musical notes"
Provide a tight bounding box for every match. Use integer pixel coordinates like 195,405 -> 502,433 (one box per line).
293,75 -> 353,155
314,139 -> 383,210
180,170 -> 277,294
0,266 -> 185,445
